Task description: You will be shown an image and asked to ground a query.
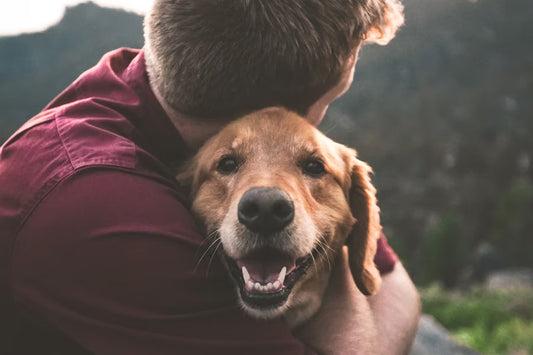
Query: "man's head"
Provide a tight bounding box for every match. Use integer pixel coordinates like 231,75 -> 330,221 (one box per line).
144,0 -> 404,122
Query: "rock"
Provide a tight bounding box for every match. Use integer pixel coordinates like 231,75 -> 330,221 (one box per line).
485,268 -> 533,291
409,315 -> 479,355
474,242 -> 505,277
456,242 -> 505,289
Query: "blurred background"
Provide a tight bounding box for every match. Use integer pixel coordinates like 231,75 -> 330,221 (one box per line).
0,0 -> 531,353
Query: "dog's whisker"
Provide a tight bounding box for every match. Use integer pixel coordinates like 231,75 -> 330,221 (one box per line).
315,235 -> 335,271
317,235 -> 335,253
321,243 -> 333,271
309,247 -> 319,274
205,230 -> 219,242
194,234 -> 222,273
195,230 -> 219,251
205,240 -> 223,276
314,243 -> 328,270
196,234 -> 220,261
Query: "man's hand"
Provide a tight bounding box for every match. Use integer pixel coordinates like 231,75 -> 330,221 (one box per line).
294,247 -> 420,355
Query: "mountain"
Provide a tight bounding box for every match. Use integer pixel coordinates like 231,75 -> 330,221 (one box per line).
1,0 -> 532,286
0,2 -> 144,139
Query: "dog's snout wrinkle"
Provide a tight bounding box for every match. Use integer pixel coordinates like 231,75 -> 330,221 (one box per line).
238,187 -> 294,234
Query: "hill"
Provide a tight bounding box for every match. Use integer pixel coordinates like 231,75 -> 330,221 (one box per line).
0,2 -> 143,139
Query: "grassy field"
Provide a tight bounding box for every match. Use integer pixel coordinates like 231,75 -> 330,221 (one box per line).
420,284 -> 533,354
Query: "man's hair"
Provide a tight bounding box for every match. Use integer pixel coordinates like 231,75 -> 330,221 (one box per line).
144,0 -> 404,119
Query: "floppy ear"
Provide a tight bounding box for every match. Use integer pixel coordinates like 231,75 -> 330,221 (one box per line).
345,157 -> 382,295
176,159 -> 195,190
176,155 -> 204,197
176,134 -> 215,196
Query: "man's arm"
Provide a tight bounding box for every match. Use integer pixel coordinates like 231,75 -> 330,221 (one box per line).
370,262 -> 421,354
294,247 -> 421,355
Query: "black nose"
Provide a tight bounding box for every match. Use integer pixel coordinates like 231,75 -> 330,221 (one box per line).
238,187 -> 295,234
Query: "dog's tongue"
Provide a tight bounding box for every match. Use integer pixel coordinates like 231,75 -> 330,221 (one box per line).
237,253 -> 295,284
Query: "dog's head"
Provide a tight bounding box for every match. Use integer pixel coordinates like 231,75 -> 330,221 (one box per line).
178,108 -> 381,323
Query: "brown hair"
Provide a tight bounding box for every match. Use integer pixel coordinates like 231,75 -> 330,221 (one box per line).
144,0 -> 404,119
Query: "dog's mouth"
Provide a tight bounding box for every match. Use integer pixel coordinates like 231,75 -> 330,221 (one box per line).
223,247 -> 318,311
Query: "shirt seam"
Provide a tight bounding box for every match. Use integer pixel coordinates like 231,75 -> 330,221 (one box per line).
54,109 -> 75,169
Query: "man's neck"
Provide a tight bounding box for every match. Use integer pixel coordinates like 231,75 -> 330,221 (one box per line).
150,82 -> 228,152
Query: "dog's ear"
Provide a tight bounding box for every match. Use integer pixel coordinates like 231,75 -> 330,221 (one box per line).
176,135 -> 220,195
345,157 -> 382,295
176,156 -> 203,196
176,160 -> 194,189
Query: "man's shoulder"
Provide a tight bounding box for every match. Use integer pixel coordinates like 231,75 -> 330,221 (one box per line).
54,103 -> 137,170
0,98 -> 141,188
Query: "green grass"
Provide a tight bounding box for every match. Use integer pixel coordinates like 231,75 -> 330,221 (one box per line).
420,284 -> 533,354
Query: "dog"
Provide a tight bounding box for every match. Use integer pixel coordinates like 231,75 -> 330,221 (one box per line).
177,107 -> 382,328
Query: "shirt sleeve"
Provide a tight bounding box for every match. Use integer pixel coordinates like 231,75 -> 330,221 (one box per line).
374,233 -> 399,275
12,169 -> 316,355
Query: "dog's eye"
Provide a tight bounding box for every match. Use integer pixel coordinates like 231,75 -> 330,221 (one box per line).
303,159 -> 326,177
217,156 -> 239,174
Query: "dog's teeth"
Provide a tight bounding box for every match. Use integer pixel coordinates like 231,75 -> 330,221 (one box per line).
278,266 -> 287,285
244,267 -> 287,293
242,266 -> 250,283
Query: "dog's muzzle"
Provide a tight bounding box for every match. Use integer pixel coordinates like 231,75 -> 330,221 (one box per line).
222,187 -> 317,312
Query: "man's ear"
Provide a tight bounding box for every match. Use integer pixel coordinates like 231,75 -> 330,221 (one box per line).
363,0 -> 405,45
345,157 -> 382,295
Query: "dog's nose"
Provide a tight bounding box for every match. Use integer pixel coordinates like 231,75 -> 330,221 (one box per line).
238,187 -> 294,234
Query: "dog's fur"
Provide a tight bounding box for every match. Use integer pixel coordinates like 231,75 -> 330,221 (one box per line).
178,108 -> 382,328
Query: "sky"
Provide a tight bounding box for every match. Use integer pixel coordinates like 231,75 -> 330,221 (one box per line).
0,0 -> 151,36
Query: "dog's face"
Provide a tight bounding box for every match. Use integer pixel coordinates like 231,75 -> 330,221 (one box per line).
178,108 -> 381,326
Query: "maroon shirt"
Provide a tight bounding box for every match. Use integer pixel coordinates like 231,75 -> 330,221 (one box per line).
0,48 -> 397,354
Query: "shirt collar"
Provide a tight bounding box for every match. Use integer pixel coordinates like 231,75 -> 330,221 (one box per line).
125,49 -> 192,167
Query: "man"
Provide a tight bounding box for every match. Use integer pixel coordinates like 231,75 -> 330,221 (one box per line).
0,0 -> 419,354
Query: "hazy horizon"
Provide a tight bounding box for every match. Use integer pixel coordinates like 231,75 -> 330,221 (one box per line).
0,0 -> 150,36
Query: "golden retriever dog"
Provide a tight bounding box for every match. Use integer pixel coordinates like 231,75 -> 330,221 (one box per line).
177,107 -> 382,328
